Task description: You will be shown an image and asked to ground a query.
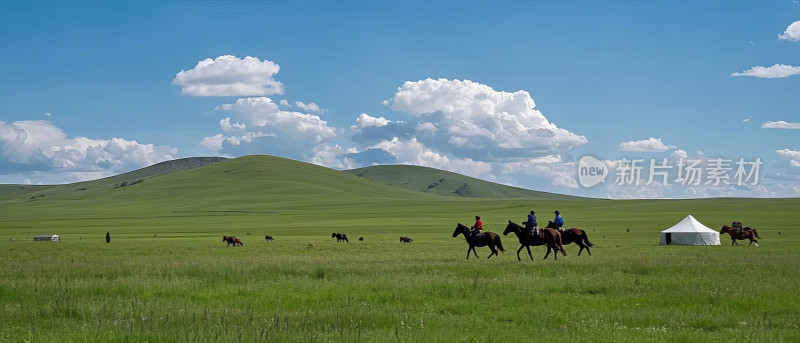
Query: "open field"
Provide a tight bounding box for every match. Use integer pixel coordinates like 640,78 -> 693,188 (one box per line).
1,156 -> 799,342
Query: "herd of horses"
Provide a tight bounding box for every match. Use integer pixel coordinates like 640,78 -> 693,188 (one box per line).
221,221 -> 764,258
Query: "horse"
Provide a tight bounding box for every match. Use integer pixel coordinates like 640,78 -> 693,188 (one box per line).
503,221 -> 566,261
358,237 -> 364,242
400,237 -> 413,243
331,233 -> 349,243
720,225 -> 760,246
264,235 -> 274,241
452,223 -> 505,260
545,221 -> 594,256
222,235 -> 243,247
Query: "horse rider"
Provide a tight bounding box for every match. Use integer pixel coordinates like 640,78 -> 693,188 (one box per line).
524,210 -> 538,237
470,215 -> 483,238
553,210 -> 564,232
733,221 -> 754,235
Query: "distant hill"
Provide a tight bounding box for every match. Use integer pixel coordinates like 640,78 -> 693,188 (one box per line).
0,157 -> 227,203
344,165 -> 578,200
0,155 -> 435,212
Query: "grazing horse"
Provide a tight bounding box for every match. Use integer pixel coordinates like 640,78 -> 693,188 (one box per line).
331,233 -> 349,243
720,225 -> 760,246
452,223 -> 505,260
264,235 -> 274,241
503,221 -> 566,261
400,237 -> 413,243
358,237 -> 364,242
222,235 -> 243,247
545,221 -> 594,256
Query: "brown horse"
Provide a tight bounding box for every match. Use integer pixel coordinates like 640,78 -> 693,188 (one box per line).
720,225 -> 760,246
545,221 -> 594,256
503,221 -> 566,261
452,223 -> 505,259
400,237 -> 413,243
222,235 -> 243,247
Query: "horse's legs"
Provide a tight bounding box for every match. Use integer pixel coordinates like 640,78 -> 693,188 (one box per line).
465,246 -> 471,260
472,246 -> 480,259
543,246 -> 552,260
488,245 -> 497,259
516,245 -> 524,261
526,245 -> 534,261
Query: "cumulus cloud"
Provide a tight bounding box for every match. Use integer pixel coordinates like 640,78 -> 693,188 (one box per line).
779,20 -> 800,41
762,121 -> 800,129
173,55 -> 284,96
777,149 -> 800,167
355,113 -> 390,128
201,97 -> 338,160
619,138 -> 677,152
0,120 -> 177,179
295,101 -> 321,113
383,78 -> 587,160
279,99 -> 290,107
501,155 -> 579,188
731,64 -> 800,78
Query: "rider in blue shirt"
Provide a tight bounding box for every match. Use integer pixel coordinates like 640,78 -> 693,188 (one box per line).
524,210 -> 537,232
553,210 -> 564,231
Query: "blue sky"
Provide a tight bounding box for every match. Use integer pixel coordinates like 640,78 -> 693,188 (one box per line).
1,0 -> 799,198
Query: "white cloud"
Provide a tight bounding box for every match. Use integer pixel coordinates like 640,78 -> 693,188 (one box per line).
44,112 -> 52,117
279,99 -> 290,107
372,137 -> 493,179
384,78 -> 587,159
295,101 -> 321,113
201,97 -> 338,160
779,20 -> 800,41
501,155 -> 579,188
731,64 -> 800,78
172,55 -> 284,96
742,118 -> 750,123
355,113 -> 390,128
619,138 -> 676,152
777,149 -> 800,166
762,121 -> 800,129
0,120 -> 177,177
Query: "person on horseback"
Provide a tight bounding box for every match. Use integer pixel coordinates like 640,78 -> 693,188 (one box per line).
552,210 -> 564,232
733,221 -> 742,234
524,210 -> 538,237
470,216 -> 483,238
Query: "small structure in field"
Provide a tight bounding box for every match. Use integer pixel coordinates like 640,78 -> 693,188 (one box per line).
659,215 -> 720,246
34,234 -> 60,242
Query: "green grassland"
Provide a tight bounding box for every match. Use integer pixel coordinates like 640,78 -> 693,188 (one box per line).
1,155 -> 799,342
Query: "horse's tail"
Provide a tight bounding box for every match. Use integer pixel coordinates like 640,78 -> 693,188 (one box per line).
752,228 -> 762,239
494,234 -> 505,252
582,231 -> 594,247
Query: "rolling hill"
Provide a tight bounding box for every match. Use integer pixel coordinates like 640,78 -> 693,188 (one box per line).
344,164 -> 578,199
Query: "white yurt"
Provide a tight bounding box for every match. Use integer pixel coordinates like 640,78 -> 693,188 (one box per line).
659,215 -> 720,246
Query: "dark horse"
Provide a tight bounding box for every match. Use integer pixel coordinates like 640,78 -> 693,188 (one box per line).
720,225 -> 761,246
400,237 -> 413,243
264,235 -> 274,241
452,223 -> 505,259
545,221 -> 595,256
331,233 -> 349,243
503,221 -> 566,261
223,235 -> 243,247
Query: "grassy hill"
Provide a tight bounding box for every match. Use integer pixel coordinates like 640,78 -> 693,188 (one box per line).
345,164 -> 578,199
